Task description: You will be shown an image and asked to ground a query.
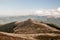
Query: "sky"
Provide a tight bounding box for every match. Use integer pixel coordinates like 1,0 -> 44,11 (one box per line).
0,0 -> 60,16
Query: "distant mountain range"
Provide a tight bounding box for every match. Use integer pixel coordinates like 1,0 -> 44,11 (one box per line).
0,15 -> 60,27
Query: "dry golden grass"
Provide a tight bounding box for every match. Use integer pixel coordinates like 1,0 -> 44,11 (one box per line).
0,32 -> 60,40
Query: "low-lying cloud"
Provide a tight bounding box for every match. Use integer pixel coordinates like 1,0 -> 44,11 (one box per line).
0,7 -> 60,16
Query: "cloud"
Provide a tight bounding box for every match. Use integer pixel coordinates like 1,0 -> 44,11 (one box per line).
34,10 -> 51,15
57,7 -> 60,12
34,7 -> 60,16
0,7 -> 60,16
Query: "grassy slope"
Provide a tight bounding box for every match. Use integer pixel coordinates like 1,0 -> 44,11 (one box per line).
0,22 -> 16,33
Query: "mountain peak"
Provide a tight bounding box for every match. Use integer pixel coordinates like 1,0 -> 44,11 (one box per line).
13,19 -> 60,34
26,18 -> 34,22
27,18 -> 32,21
22,18 -> 36,24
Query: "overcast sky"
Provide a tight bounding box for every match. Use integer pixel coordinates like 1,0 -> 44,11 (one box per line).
0,0 -> 60,16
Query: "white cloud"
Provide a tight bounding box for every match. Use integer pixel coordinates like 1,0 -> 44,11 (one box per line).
34,7 -> 60,16
0,7 -> 60,16
57,7 -> 60,11
35,10 -> 43,13
35,10 -> 51,15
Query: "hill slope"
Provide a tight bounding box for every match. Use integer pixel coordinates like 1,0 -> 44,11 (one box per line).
0,19 -> 60,34
14,19 -> 60,34
0,32 -> 60,40
0,22 -> 16,33
0,19 -> 60,40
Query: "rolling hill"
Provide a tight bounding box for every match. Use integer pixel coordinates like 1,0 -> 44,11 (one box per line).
0,18 -> 60,40
0,19 -> 60,34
